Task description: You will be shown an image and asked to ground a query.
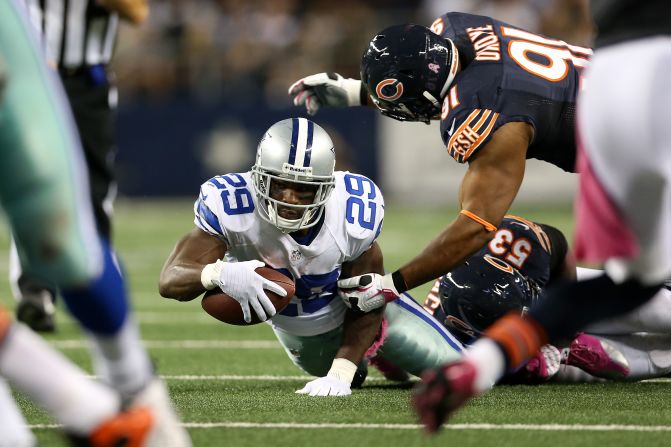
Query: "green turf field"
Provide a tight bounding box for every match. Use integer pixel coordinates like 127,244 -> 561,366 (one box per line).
1,201 -> 670,447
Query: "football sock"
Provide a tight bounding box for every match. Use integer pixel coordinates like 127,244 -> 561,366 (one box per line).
585,287 -> 671,334
529,273 -> 661,342
61,241 -> 127,335
464,338 -> 506,393
88,317 -> 154,397
0,321 -> 120,435
0,378 -> 36,447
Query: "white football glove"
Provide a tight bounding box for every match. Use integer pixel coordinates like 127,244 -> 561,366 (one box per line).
337,273 -> 400,313
295,358 -> 356,397
200,260 -> 287,323
295,376 -> 352,397
288,72 -> 364,116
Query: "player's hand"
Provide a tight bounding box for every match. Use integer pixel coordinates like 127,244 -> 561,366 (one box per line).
338,273 -> 399,313
288,73 -> 364,115
210,260 -> 287,323
295,376 -> 352,397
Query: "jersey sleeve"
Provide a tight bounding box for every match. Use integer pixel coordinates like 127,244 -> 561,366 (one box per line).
340,173 -> 385,261
193,179 -> 227,241
442,103 -> 501,163
192,173 -> 257,243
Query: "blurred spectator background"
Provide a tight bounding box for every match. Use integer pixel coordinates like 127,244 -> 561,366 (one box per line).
111,0 -> 592,201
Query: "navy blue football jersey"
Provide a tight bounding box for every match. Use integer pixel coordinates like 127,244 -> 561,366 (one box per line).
475,215 -> 553,286
431,12 -> 591,172
424,215 -> 555,316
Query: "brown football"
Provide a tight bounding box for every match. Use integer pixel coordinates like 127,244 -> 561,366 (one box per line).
201,266 -> 295,325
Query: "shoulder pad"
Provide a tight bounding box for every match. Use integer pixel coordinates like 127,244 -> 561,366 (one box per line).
193,173 -> 256,238
330,172 -> 385,259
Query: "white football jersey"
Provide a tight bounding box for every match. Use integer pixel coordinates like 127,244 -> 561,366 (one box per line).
193,171 -> 385,336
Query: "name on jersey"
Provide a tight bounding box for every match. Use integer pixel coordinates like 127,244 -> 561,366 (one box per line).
466,25 -> 501,61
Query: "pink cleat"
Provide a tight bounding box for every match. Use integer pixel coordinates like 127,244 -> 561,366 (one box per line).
411,361 -> 477,433
525,344 -> 561,381
566,333 -> 630,380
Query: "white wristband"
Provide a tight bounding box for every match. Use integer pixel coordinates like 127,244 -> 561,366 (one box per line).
343,78 -> 363,107
201,260 -> 225,290
326,358 -> 358,384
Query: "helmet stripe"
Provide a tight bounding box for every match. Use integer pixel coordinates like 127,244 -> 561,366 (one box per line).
303,119 -> 314,167
288,117 -> 300,165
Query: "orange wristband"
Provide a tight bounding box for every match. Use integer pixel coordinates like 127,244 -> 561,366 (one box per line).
460,210 -> 497,232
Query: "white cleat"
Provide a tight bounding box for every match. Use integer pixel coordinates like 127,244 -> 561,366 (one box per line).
129,378 -> 192,447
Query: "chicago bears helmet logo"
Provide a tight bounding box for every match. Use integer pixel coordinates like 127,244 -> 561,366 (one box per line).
375,78 -> 404,101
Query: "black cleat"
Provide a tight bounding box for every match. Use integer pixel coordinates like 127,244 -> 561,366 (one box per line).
16,289 -> 56,333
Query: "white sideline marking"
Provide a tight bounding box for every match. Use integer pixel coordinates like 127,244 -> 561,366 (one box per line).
27,422 -> 671,432
50,340 -> 279,349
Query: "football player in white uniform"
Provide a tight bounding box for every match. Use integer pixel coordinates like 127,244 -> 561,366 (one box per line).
159,118 -> 464,396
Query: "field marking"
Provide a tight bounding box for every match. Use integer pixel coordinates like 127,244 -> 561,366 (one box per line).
79,373 -> 668,384
50,340 -> 279,349
27,422 -> 671,432
82,374 -> 393,382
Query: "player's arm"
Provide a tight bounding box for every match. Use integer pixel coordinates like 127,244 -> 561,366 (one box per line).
158,227 -> 228,302
398,122 -> 532,289
337,241 -> 386,364
339,122 -> 533,308
96,0 -> 149,24
296,242 -> 385,396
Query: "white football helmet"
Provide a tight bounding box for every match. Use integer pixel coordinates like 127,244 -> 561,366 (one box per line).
251,118 -> 336,232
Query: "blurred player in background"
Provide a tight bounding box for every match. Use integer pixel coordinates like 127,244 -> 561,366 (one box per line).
288,11 -> 589,321
0,1 -> 190,445
423,216 -> 671,383
412,0 -> 671,431
159,118 -> 464,396
12,0 -> 149,332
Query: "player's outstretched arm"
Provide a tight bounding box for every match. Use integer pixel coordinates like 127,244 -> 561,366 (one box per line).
297,242 -> 385,396
397,122 -> 532,291
159,227 -> 228,301
288,73 -> 370,116
337,242 -> 386,364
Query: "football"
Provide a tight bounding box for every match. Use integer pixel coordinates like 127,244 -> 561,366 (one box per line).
201,267 -> 295,325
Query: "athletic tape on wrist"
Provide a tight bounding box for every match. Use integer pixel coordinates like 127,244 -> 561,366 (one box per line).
200,261 -> 223,290
327,358 -> 358,384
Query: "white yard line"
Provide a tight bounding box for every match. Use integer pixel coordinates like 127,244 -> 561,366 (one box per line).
76,373 -> 660,384
50,340 -> 279,349
27,422 -> 671,431
81,374 -> 393,382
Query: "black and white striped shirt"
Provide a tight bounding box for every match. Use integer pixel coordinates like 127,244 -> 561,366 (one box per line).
23,0 -> 119,70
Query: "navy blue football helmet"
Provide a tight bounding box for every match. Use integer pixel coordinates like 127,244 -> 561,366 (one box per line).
360,24 -> 459,123
436,255 -> 541,344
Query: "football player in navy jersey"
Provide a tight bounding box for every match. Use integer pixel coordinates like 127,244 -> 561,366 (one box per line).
422,216 -> 671,383
289,12 -> 590,316
409,1 -> 671,432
